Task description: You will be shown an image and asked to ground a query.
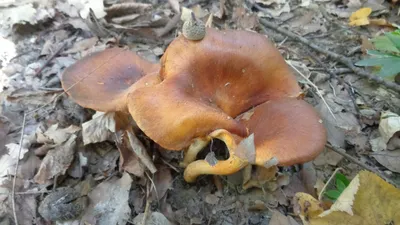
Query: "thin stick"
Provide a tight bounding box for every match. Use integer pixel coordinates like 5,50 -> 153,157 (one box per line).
156,13 -> 181,37
33,42 -> 67,77
11,114 -> 26,225
287,61 -> 337,120
259,19 -> 400,93
326,144 -> 398,188
318,167 -> 343,201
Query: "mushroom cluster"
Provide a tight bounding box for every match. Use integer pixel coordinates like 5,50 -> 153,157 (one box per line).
61,27 -> 327,183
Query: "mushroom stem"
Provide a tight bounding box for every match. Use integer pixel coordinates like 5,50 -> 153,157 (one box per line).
184,155 -> 248,183
183,129 -> 248,183
180,136 -> 211,168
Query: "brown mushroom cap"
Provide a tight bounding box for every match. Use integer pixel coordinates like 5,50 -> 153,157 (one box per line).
237,98 -> 327,166
183,98 -> 327,182
61,48 -> 160,112
128,28 -> 302,150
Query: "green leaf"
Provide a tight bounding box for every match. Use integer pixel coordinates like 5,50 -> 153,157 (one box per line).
356,55 -> 400,77
325,190 -> 342,200
336,179 -> 346,192
386,32 -> 400,50
371,36 -> 400,53
335,173 -> 350,186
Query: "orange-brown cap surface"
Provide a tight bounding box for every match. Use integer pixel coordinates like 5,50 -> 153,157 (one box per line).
237,98 -> 327,166
61,47 -> 160,112
128,28 -> 302,150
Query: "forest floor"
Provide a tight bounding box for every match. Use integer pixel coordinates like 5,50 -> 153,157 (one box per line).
1,0 -> 400,224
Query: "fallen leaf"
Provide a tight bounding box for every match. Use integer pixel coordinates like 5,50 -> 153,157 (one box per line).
0,143 -> 29,183
295,171 -> 400,225
132,211 -> 172,225
82,172 -> 132,225
150,165 -> 173,201
0,178 -> 37,225
64,37 -> 98,54
349,8 -> 372,26
37,123 -> 80,145
82,112 -> 116,145
257,2 -> 290,18
371,149 -> 400,172
313,148 -> 344,166
369,136 -> 387,152
269,210 -> 300,225
34,134 -> 77,184
115,132 -> 145,177
79,0 -> 106,18
379,111 -> 400,143
205,193 -> 220,205
235,133 -> 256,164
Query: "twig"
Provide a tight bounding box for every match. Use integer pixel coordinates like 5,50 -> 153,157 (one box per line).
11,113 -> 26,225
160,158 -> 180,173
304,49 -> 362,126
141,181 -> 152,225
259,19 -> 400,93
326,144 -> 398,188
286,61 -> 337,120
33,42 -> 67,77
126,129 -> 157,173
156,13 -> 181,37
318,167 -> 343,201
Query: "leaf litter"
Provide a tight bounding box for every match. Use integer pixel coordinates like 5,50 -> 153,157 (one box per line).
1,0 -> 400,224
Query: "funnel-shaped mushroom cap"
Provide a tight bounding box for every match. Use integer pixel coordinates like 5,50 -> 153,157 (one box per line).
61,48 -> 160,112
237,98 -> 327,166
128,28 -> 302,150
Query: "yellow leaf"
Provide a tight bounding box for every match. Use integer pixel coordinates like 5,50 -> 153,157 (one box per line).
294,171 -> 400,225
349,8 -> 372,26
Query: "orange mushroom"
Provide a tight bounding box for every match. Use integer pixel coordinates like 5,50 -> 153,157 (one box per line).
125,27 -> 326,182
61,47 -> 160,113
127,28 -> 303,151
183,98 -> 327,182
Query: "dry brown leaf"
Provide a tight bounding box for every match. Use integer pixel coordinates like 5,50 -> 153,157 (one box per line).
34,134 -> 77,184
379,111 -> 400,143
37,123 -> 80,145
64,37 -> 99,54
269,210 -> 300,225
81,172 -> 132,224
150,166 -> 173,201
133,212 -> 172,225
82,111 -> 116,145
295,171 -> 400,225
371,150 -> 400,173
115,132 -> 145,177
0,143 -> 29,184
313,148 -> 344,166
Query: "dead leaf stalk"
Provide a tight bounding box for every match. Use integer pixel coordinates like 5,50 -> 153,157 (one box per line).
33,41 -> 68,77
318,167 -> 343,201
11,113 -> 26,225
259,19 -> 400,93
287,61 -> 337,121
